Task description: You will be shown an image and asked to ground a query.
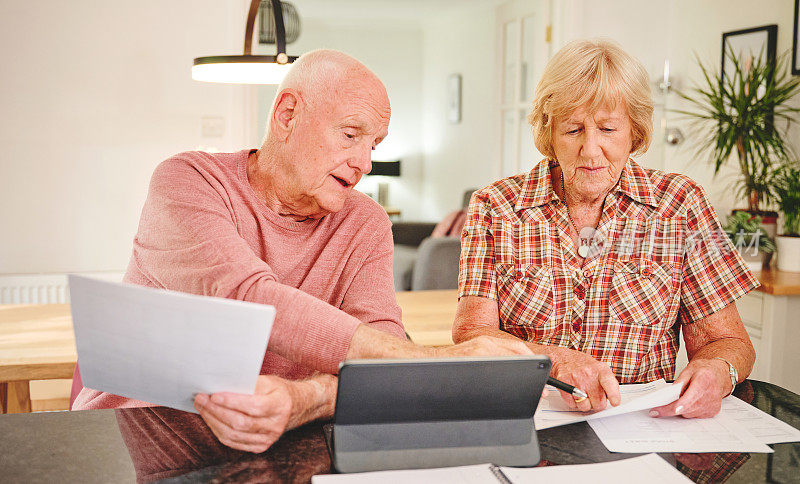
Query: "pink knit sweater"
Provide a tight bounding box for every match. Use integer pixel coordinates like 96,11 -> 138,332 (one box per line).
72,149 -> 404,480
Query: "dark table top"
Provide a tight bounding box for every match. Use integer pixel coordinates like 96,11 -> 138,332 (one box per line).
2,380 -> 799,483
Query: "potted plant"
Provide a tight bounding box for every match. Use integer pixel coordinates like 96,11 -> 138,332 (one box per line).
677,51 -> 800,233
723,212 -> 775,272
774,164 -> 800,272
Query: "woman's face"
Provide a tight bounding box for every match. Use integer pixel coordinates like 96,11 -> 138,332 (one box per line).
551,103 -> 633,202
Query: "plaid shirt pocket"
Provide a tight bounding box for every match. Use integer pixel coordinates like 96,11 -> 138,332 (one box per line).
609,260 -> 676,326
496,263 -> 555,336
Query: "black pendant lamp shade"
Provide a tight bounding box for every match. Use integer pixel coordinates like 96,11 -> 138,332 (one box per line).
192,0 -> 298,84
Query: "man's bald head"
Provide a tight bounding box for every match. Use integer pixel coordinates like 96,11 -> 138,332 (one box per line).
267,49 -> 389,124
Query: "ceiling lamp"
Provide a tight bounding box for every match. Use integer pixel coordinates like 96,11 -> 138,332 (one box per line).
192,0 -> 298,85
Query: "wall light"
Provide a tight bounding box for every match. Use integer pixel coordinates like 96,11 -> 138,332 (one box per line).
192,0 -> 298,85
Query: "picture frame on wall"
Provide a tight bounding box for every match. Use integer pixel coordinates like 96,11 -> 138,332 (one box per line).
793,0 -> 800,75
721,24 -> 778,84
447,74 -> 462,124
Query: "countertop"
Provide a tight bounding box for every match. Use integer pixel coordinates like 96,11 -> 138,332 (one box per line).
753,267 -> 800,296
2,380 -> 799,483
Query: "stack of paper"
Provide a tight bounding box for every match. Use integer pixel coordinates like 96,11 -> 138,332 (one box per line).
312,454 -> 691,483
534,378 -> 800,453
587,393 -> 800,453
534,379 -> 682,430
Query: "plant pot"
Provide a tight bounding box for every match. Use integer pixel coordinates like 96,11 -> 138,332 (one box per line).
731,209 -> 778,236
732,209 -> 777,267
776,235 -> 800,273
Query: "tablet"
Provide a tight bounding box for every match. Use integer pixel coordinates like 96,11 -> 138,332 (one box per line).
332,356 -> 551,473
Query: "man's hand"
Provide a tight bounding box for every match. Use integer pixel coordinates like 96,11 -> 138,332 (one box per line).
649,358 -> 730,419
550,346 -> 621,412
194,375 -> 307,453
435,335 -> 534,357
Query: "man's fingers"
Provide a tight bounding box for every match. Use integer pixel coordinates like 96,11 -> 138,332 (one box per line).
195,402 -> 274,451
599,371 -> 621,406
198,395 -> 274,434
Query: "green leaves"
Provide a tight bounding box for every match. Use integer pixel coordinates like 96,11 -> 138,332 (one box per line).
723,212 -> 776,254
773,165 -> 800,235
676,50 -> 800,211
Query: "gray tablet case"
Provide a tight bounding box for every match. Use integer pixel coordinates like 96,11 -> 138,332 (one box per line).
331,356 -> 551,473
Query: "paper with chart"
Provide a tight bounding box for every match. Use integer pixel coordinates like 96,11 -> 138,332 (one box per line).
311,454 -> 691,483
534,379 -> 683,430
586,392 -> 800,453
720,395 -> 800,444
69,275 -> 275,413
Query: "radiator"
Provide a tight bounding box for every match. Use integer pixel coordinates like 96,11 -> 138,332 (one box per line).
0,272 -> 125,304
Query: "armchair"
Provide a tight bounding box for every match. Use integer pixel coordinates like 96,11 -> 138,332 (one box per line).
391,189 -> 475,291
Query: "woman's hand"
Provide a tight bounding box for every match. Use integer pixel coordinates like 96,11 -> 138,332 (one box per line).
649,358 -> 730,418
550,346 -> 621,412
193,375 -> 301,453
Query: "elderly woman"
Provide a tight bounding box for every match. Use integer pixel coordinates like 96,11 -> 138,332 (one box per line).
453,39 -> 757,418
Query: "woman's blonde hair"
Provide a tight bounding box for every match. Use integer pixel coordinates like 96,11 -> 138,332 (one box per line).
528,39 -> 653,160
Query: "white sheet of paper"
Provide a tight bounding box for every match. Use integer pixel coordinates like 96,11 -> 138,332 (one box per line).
311,454 -> 691,484
500,454 -> 691,483
311,464 -> 499,484
721,395 -> 800,444
534,379 -> 683,430
69,275 -> 274,413
587,396 -> 777,453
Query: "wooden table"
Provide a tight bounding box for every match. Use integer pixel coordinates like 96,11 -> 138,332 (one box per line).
0,291 -> 459,414
395,289 -> 458,346
0,304 -> 76,413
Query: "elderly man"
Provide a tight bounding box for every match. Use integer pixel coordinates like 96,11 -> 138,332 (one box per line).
73,50 -> 528,482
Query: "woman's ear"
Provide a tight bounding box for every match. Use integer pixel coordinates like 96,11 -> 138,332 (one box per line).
270,89 -> 301,140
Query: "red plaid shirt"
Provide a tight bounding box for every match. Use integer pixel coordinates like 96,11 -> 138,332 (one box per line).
459,159 -> 759,383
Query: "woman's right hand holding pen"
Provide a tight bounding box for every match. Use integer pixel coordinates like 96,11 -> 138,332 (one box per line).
549,346 -> 621,412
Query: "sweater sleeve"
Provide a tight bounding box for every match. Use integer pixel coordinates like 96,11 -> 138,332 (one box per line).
128,155 -> 361,374
339,224 -> 406,339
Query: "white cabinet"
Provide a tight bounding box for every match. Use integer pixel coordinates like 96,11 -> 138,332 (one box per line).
675,290 -> 800,394
735,290 -> 800,394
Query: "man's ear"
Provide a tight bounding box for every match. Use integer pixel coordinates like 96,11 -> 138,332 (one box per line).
270,89 -> 301,140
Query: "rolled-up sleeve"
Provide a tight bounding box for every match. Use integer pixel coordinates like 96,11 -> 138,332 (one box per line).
458,192 -> 498,300
678,184 -> 760,323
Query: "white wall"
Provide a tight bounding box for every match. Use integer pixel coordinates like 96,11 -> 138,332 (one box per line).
419,0 -> 799,221
254,15 -> 425,219
3,0 -> 798,276
554,0 -> 800,215
419,3 -> 498,221
0,0 -> 252,274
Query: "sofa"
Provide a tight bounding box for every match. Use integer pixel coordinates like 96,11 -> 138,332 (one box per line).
391,190 -> 475,291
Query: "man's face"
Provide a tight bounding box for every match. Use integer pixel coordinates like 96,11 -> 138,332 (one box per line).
283,79 -> 390,218
551,102 -> 633,201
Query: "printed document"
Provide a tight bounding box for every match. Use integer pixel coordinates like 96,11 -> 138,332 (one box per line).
588,394 -> 799,453
311,454 -> 691,483
534,379 -> 683,430
69,275 -> 274,413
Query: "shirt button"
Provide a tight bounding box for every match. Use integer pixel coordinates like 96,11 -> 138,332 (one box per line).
572,318 -> 582,331
641,267 -> 652,277
574,286 -> 585,299
583,268 -> 592,278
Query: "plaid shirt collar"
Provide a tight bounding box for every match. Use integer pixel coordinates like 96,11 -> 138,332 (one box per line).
514,158 -> 659,212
